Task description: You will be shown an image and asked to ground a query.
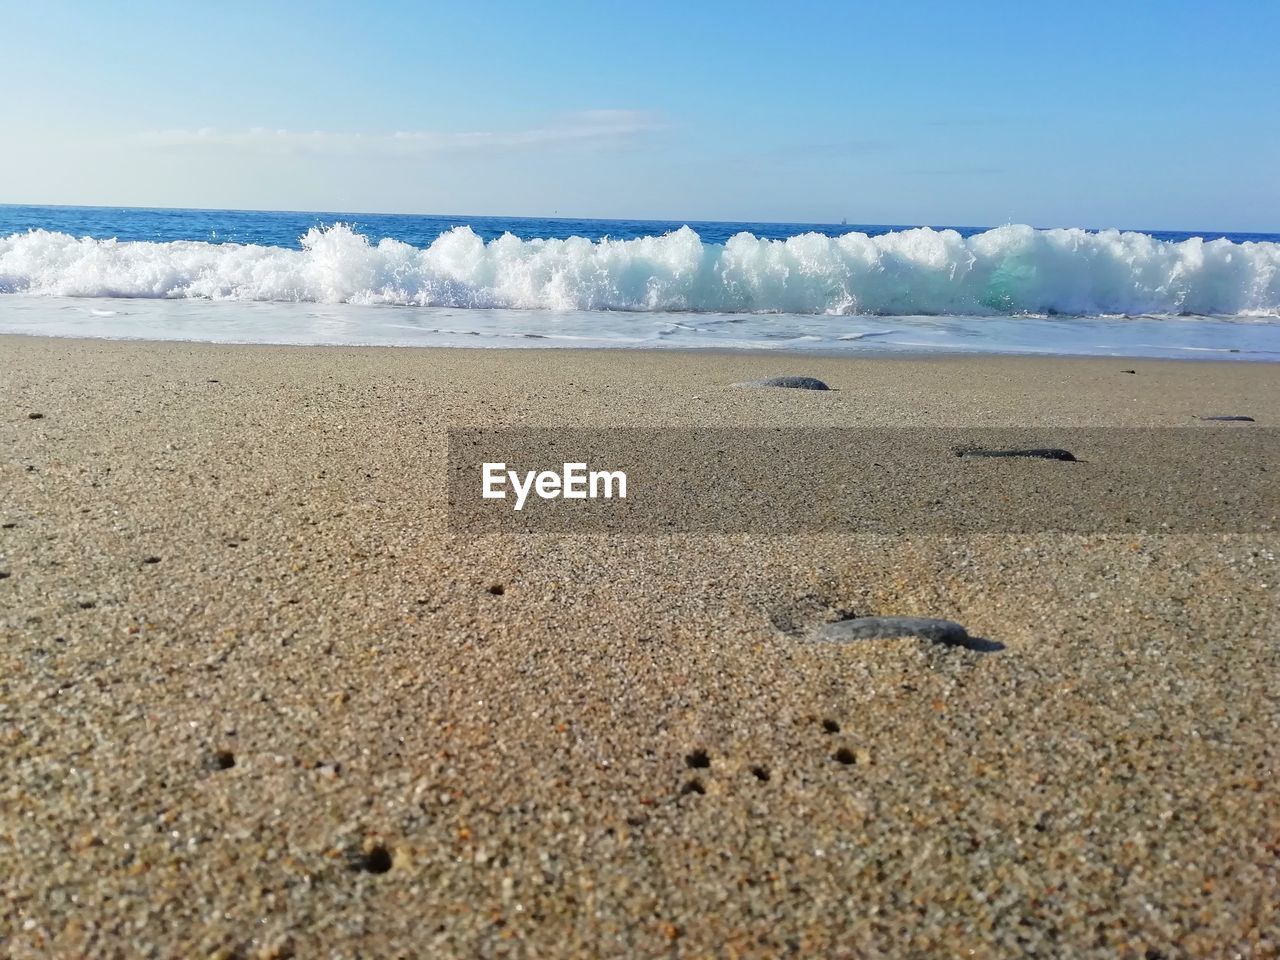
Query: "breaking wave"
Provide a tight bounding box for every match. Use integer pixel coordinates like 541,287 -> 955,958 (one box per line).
2,223 -> 1278,317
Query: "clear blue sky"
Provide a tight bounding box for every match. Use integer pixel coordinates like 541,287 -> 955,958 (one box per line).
3,0 -> 1277,231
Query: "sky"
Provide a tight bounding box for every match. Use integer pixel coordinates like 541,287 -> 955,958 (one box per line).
2,0 -> 1278,231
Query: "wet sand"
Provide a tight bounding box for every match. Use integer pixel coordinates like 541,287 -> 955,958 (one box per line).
1,335 -> 1277,958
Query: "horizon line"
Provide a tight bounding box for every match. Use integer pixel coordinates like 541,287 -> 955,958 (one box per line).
0,200 -> 1271,241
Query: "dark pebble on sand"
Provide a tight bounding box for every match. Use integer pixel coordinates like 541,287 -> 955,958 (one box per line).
735,376 -> 830,391
810,616 -> 972,646
27,412 -> 44,420
1122,369 -> 1136,374
954,447 -> 1078,462
1198,415 -> 1255,422
347,844 -> 394,874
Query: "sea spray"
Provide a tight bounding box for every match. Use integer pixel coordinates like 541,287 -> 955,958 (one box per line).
1,223 -> 1278,317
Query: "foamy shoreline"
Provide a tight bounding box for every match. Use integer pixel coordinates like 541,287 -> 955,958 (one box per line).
3,296 -> 1279,360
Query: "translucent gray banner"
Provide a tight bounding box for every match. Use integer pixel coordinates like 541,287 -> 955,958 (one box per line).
446,428 -> 1277,534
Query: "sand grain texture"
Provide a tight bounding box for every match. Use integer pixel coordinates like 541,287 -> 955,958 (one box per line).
1,336 -> 1277,959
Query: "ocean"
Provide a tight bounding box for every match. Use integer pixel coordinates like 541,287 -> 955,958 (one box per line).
2,204 -> 1278,359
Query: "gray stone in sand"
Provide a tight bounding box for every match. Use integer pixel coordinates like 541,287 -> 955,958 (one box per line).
954,447 -> 1079,462
810,616 -> 971,646
734,376 -> 830,391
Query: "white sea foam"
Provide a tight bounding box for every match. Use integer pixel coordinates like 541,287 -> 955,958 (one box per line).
1,223 -> 1278,317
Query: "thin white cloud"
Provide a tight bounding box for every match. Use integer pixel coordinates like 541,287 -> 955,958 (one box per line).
138,111 -> 665,156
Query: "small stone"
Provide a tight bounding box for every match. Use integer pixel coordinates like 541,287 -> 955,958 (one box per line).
27,412 -> 44,420
348,843 -> 393,874
1197,415 -> 1255,422
809,616 -> 972,646
733,376 -> 830,391
954,447 -> 1078,461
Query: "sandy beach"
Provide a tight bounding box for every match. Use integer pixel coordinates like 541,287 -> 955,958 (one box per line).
1,334 -> 1277,958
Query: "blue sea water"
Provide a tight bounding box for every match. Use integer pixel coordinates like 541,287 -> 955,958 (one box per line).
1,204 -> 1278,359
3,202 -> 1276,251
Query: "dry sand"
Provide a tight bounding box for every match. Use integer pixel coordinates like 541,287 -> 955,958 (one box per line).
1,335 -> 1277,958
